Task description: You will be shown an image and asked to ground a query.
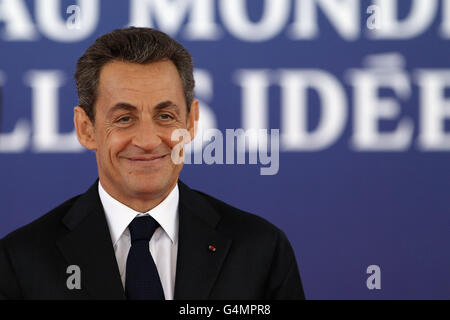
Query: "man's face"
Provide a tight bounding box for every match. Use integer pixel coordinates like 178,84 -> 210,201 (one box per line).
76,60 -> 197,207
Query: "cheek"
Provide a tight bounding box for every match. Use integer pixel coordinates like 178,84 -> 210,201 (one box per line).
102,130 -> 132,159
163,127 -> 190,149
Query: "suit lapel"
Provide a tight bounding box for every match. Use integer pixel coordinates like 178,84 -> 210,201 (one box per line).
174,180 -> 232,299
55,179 -> 231,300
56,180 -> 126,300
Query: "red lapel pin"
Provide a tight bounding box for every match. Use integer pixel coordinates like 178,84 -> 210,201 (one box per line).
208,245 -> 217,252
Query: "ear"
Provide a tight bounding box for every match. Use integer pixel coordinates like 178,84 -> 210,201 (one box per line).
74,106 -> 97,150
187,99 -> 199,142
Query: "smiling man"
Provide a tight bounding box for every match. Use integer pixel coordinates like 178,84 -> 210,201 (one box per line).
0,27 -> 305,300
76,59 -> 193,213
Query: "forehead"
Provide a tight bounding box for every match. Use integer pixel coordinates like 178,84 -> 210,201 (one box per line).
96,59 -> 185,113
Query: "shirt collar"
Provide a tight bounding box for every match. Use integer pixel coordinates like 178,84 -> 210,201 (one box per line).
98,181 -> 179,246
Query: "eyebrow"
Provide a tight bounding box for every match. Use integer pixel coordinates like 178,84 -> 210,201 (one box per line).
154,100 -> 180,114
107,100 -> 180,117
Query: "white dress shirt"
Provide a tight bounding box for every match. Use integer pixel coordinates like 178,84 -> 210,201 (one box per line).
98,181 -> 179,300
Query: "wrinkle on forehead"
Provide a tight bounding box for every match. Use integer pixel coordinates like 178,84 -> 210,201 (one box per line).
100,61 -> 179,91
95,60 -> 186,117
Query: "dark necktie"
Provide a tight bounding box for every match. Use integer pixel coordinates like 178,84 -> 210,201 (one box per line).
125,216 -> 165,300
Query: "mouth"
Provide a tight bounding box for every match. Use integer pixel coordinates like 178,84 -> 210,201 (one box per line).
123,154 -> 169,165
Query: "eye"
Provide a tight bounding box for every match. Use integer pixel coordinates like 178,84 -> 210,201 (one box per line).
160,113 -> 174,120
117,116 -> 132,123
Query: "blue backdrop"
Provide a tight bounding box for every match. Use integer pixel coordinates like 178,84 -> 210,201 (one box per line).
1,0 -> 449,299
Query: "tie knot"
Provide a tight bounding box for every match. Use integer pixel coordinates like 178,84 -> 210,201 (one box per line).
128,216 -> 159,243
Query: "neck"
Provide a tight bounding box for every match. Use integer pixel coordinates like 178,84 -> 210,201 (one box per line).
99,179 -> 177,213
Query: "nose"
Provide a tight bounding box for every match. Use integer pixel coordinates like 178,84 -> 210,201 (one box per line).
131,118 -> 162,151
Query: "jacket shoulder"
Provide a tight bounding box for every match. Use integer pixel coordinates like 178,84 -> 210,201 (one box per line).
0,195 -> 82,299
192,188 -> 282,240
1,195 -> 81,247
190,188 -> 305,299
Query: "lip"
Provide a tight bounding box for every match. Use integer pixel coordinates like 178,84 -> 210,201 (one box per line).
123,154 -> 169,165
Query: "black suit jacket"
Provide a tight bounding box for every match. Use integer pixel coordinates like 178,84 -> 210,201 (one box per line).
0,179 -> 305,300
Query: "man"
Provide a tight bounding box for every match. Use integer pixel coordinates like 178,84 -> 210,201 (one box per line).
0,27 -> 305,300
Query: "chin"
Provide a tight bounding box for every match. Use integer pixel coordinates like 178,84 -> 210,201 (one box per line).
125,174 -> 173,196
